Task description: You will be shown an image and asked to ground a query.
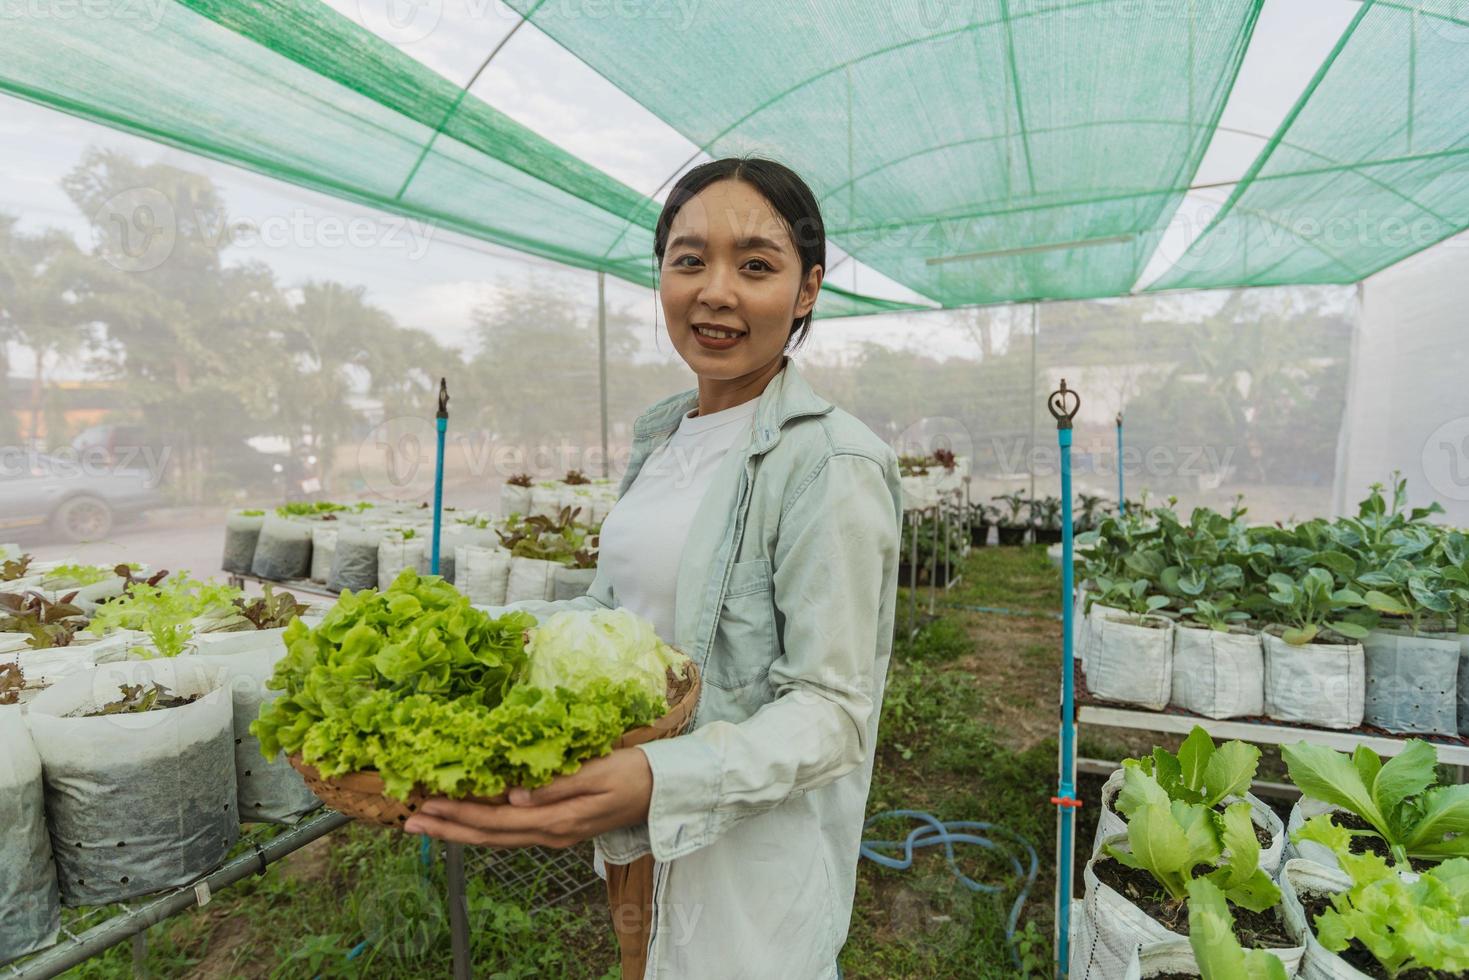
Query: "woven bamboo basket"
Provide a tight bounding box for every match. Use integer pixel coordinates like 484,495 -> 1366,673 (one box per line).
288,661 -> 701,828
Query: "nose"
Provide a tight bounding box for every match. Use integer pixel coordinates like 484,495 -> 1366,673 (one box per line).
696,260 -> 738,311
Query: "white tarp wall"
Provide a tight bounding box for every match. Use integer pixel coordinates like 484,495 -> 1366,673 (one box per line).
1335,234 -> 1469,525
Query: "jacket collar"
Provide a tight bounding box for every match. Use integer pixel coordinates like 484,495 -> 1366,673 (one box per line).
631,357 -> 832,454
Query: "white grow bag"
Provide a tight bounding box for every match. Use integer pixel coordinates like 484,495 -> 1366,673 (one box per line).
26,659 -> 239,906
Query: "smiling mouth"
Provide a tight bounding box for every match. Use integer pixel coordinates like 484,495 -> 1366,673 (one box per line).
693,324 -> 743,340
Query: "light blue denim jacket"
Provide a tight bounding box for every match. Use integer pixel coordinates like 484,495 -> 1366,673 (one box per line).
487,358 -> 901,979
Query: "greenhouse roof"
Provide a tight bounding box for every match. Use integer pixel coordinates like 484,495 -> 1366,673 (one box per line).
2,0 -> 1465,312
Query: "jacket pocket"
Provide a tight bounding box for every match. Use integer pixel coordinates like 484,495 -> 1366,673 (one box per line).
704,558 -> 779,691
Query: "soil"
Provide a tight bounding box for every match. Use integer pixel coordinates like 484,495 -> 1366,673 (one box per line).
1298,891 -> 1453,979
79,689 -> 200,717
1091,857 -> 1295,950
1333,811 -> 1393,860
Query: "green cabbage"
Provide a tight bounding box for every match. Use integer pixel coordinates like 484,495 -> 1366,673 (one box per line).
522,608 -> 688,703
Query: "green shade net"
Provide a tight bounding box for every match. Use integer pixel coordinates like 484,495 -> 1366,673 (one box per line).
0,0 -> 919,318
1151,0 -> 1469,291
502,0 -> 1264,306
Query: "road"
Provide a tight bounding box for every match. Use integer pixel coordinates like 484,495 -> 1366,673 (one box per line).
18,510 -> 229,581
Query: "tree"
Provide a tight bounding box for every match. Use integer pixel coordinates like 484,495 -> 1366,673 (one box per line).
0,221 -> 96,442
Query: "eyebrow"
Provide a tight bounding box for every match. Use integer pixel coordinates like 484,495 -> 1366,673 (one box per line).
667,233 -> 787,254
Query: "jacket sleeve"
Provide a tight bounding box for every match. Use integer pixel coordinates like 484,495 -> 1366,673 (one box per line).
632,451 -> 899,862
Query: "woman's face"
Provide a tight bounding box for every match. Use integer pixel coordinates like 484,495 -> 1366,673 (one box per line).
659,179 -> 822,381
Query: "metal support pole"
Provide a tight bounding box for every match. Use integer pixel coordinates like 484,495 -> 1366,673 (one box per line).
1029,303 -> 1039,504
597,271 -> 610,479
1116,412 -> 1125,515
432,379 -> 448,576
1049,380 -> 1082,979
9,811 -> 350,980
927,507 -> 939,616
907,510 -> 919,637
447,843 -> 471,980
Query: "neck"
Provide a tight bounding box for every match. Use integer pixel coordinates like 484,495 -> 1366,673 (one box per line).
694,354 -> 786,416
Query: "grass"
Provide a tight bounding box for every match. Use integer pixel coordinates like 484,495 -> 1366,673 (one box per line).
52,544 -> 1093,979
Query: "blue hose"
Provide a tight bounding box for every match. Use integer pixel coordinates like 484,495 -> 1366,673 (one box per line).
860,810 -> 1038,969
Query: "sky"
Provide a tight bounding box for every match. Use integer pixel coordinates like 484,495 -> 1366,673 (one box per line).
0,0 -> 1426,380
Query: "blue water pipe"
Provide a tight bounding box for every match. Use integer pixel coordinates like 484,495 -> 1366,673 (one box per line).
860,811 -> 1038,969
1049,381 -> 1082,978
431,378 -> 448,577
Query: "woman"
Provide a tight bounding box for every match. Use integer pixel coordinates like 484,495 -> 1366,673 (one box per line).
404,157 -> 902,980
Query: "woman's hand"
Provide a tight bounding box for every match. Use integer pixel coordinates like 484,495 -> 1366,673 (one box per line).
402,748 -> 653,849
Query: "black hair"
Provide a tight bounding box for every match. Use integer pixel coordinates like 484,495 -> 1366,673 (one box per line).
653,157 -> 825,352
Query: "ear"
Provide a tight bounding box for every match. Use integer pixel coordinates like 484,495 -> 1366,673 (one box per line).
793,264 -> 824,319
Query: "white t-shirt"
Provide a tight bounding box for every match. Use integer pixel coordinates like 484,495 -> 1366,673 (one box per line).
597,398 -> 757,645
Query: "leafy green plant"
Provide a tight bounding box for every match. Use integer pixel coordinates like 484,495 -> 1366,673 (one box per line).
1260,568 -> 1369,645
238,508 -> 265,517
86,572 -> 244,658
1075,494 -> 1109,533
1031,495 -> 1063,531
562,469 -> 591,485
1105,763 -> 1280,912
1119,726 -> 1261,814
968,501 -> 997,526
496,507 -> 594,566
1179,596 -> 1251,632
1,554 -> 33,581
1284,739 -> 1469,866
85,682 -> 196,716
1187,877 -> 1288,980
506,473 -> 533,488
43,562 -> 137,587
0,590 -> 86,648
897,453 -> 931,477
275,501 -> 349,518
230,585 -> 309,631
0,662 -> 24,705
1296,831 -> 1469,978
1090,574 -> 1171,617
992,491 -> 1031,529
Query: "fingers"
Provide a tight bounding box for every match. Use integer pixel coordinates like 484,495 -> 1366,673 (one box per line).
508,756 -> 609,807
417,797 -> 558,833
403,813 -> 570,849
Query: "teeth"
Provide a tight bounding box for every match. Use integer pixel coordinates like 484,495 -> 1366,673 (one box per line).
695,326 -> 739,340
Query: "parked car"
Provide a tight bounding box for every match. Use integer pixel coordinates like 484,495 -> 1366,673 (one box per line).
0,452 -> 164,542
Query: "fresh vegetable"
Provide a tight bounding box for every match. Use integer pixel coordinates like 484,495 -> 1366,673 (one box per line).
1187,878 -> 1288,980
227,585 -> 309,631
1284,739 -> 1469,865
1,554 -> 33,582
1301,831 -> 1469,978
1106,763 -> 1280,912
1120,726 -> 1261,812
43,562 -> 138,587
275,501 -> 349,518
252,571 -> 674,801
523,609 -> 686,704
86,573 -> 243,658
0,663 -> 23,705
0,590 -> 86,649
83,682 -> 197,717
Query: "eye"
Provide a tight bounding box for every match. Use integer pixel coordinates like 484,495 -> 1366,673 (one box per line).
671,254 -> 702,268
744,258 -> 773,272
